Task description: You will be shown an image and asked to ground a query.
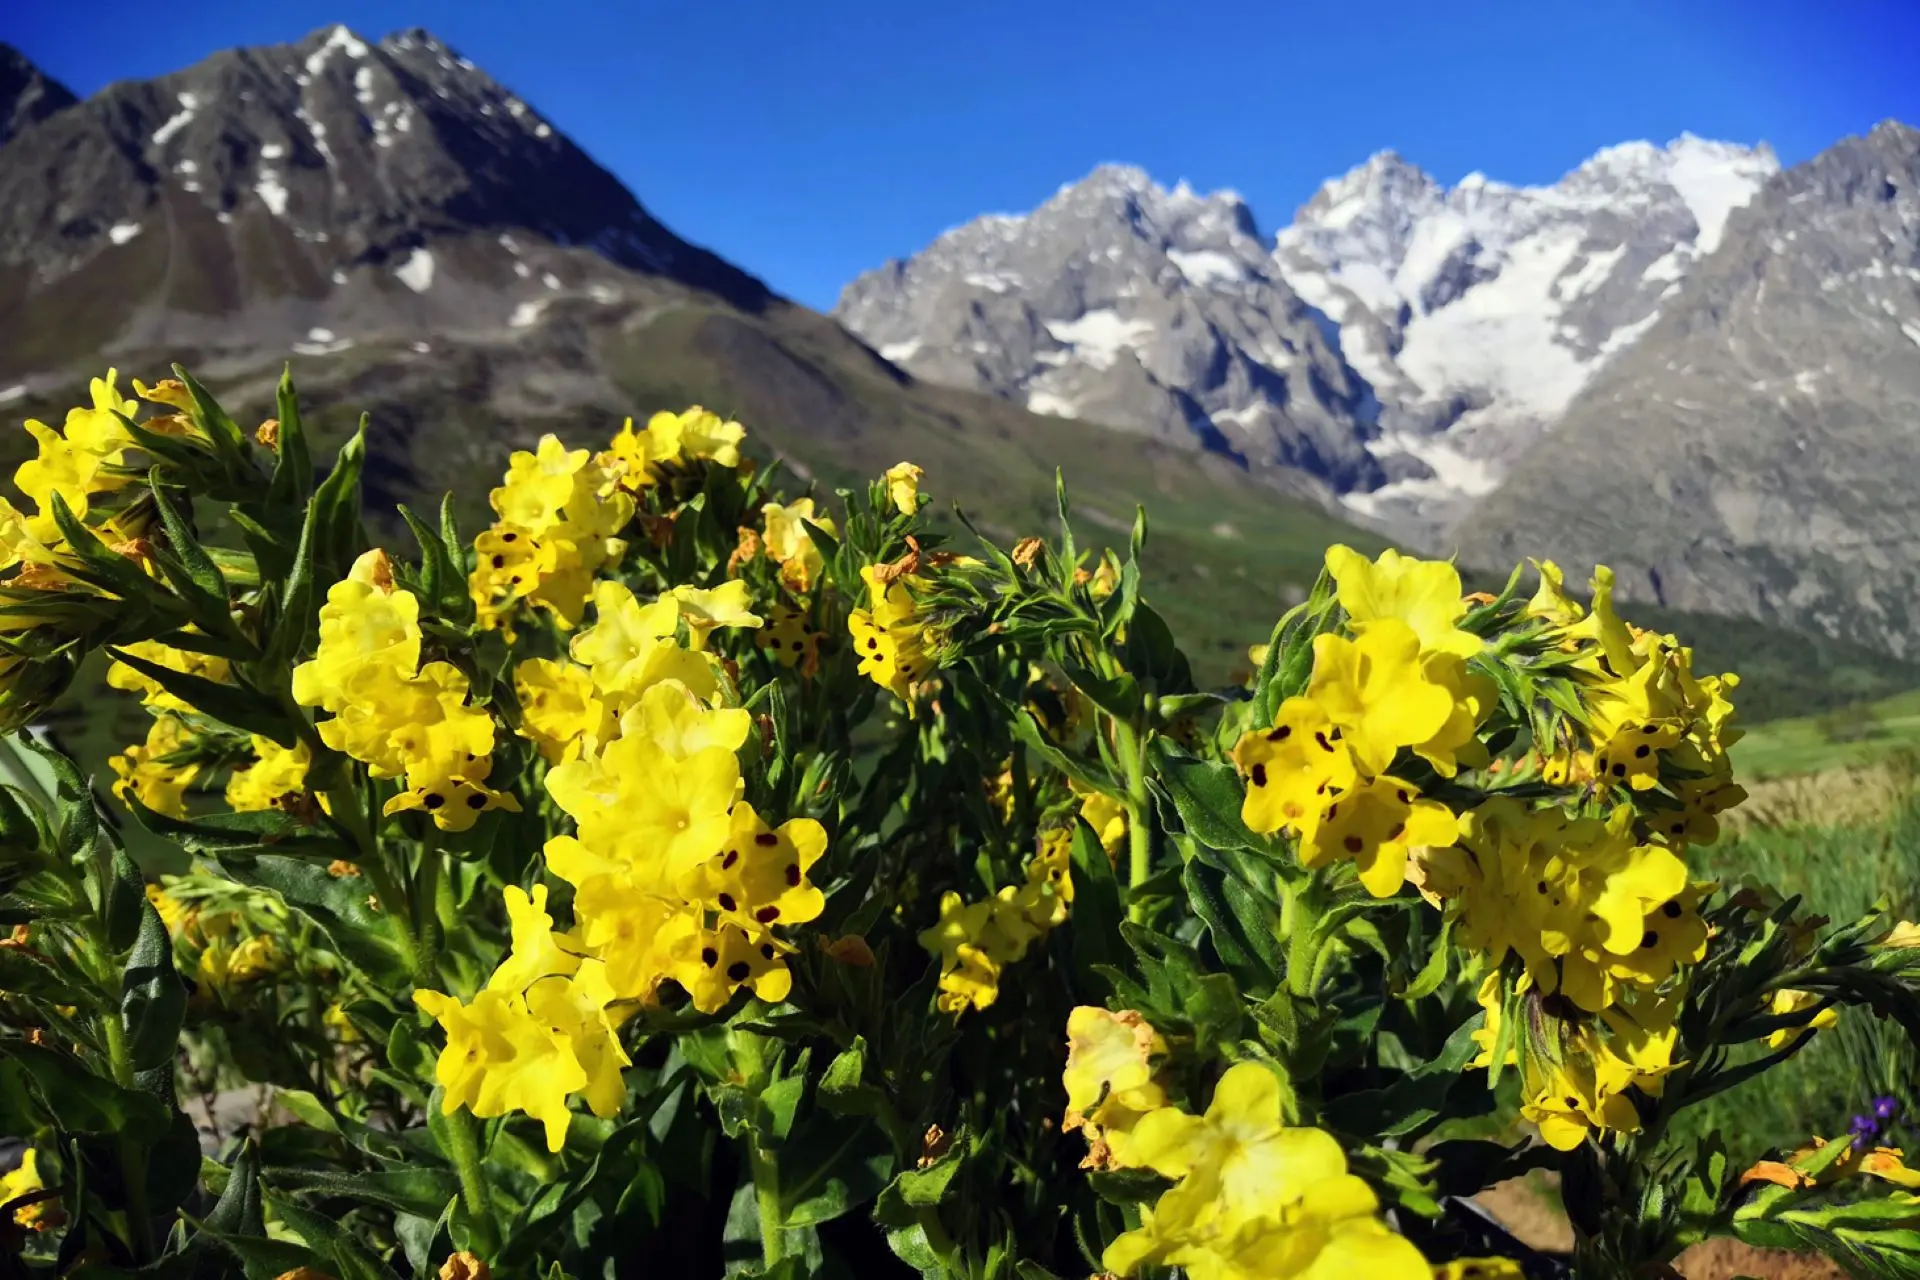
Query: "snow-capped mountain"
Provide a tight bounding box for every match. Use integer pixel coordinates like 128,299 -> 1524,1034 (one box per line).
838,136 -> 1779,538
1277,135 -> 1779,530
1457,121 -> 1920,656
0,25 -> 768,382
835,166 -> 1384,496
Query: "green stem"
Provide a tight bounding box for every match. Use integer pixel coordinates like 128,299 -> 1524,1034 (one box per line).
443,1106 -> 501,1259
1116,720 -> 1154,920
97,941 -> 156,1261
752,1144 -> 786,1268
414,829 -> 443,976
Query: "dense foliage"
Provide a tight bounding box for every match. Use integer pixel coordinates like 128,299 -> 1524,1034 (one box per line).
3,368 -> 1920,1279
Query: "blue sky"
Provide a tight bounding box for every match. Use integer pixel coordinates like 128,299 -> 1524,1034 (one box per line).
8,0 -> 1919,310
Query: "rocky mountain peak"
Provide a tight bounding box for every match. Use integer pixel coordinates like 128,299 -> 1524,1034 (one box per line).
835,164 -> 1379,493
0,43 -> 76,147
0,24 -> 768,382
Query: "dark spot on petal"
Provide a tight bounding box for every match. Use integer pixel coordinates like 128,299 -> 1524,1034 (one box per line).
761,944 -> 775,959
1268,724 -> 1292,741
1343,835 -> 1363,853
755,906 -> 780,923
1314,731 -> 1332,751
501,532 -> 517,542
1396,788 -> 1410,803
701,947 -> 718,967
490,555 -> 505,569
727,961 -> 751,982
717,893 -> 737,912
1641,930 -> 1659,949
721,850 -> 739,869
755,832 -> 779,846
1250,763 -> 1268,787
1635,744 -> 1651,759
1611,763 -> 1627,777
468,793 -> 487,809
785,863 -> 801,886
1387,822 -> 1405,840
423,792 -> 445,809
1663,900 -> 1683,918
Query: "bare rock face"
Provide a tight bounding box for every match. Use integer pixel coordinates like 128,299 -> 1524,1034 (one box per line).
1454,122 -> 1920,656
0,25 -> 770,383
0,44 -> 76,147
835,165 -> 1381,495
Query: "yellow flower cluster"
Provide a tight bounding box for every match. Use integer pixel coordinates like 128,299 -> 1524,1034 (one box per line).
416,580 -> 825,1151
109,716 -> 199,818
0,1149 -> 58,1231
225,736 -> 313,813
292,550 -> 518,832
760,498 -> 834,594
1065,1037 -> 1428,1280
5,371 -> 191,546
470,435 -> 634,633
848,565 -> 933,706
1232,546 -> 1490,897
916,831 -> 1072,1014
1231,547 -> 1753,1151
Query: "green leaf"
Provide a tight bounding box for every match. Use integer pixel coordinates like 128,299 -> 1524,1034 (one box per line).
105,647 -> 297,746
269,366 -> 314,509
0,1041 -> 170,1140
889,1137 -> 965,1208
263,499 -> 321,671
122,899 -> 187,1072
170,364 -> 252,467
272,1087 -> 342,1136
818,1038 -> 890,1120
215,854 -> 406,983
777,1114 -> 896,1228
398,503 -> 457,612
47,490 -> 169,602
1067,815 -> 1125,993
270,1167 -> 460,1220
125,801 -> 350,862
313,421 -> 368,582
0,946 -> 82,1003
264,1196 -> 403,1280
1397,917 -> 1452,1001
1151,740 -> 1267,855
148,481 -> 232,617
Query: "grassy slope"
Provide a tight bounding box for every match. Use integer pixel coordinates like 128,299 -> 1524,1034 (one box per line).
1733,689 -> 1920,780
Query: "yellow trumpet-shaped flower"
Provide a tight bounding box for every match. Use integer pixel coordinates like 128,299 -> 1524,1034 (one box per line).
570,580 -> 716,705
1062,1008 -> 1166,1168
1306,621 -> 1456,776
884,461 -> 925,516
669,581 -> 763,650
1232,696 -> 1359,837
290,550 -> 421,712
1324,544 -> 1482,658
1766,989 -> 1839,1050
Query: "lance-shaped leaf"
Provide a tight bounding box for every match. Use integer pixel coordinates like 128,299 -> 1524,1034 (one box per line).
121,899 -> 188,1072
125,799 -> 350,862
214,854 -> 406,984
105,647 -> 297,746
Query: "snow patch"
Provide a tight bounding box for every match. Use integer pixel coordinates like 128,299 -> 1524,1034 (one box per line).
879,339 -> 923,363
1026,391 -> 1079,418
261,142 -> 286,160
1642,248 -> 1689,284
1166,248 -> 1243,287
254,171 -> 289,216
541,272 -> 561,290
509,300 -> 548,328
330,269 -> 348,284
412,341 -> 432,354
306,25 -> 369,78
394,248 -> 435,293
962,270 -> 1022,293
151,92 -> 199,146
512,261 -> 531,279
587,284 -> 620,304
1902,322 -> 1920,349
1043,310 -> 1156,372
354,66 -> 377,105
534,123 -> 552,139
1663,136 -> 1768,254
307,328 -> 335,342
0,386 -> 26,405
107,223 -> 142,245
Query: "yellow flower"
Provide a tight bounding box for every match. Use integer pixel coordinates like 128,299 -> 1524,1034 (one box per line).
106,638 -> 232,712
514,657 -> 611,763
1766,989 -> 1838,1050
146,883 -> 196,936
225,736 -> 311,812
757,604 -> 820,674
131,376 -> 196,412
1062,1008 -> 1166,1167
412,986 -> 587,1153
761,498 -> 834,592
110,716 -> 199,818
15,418 -> 103,534
849,566 -> 932,706
648,406 -> 745,468
1105,1064 -> 1428,1280
1433,1261 -> 1527,1280
1324,544 -> 1482,658
667,920 -> 796,1012
570,580 -> 716,705
1877,920 -> 1920,950
1232,696 -> 1359,837
0,1148 -> 57,1230
670,581 -> 764,650
700,800 -> 827,934
1072,783 -> 1128,858
523,960 -> 632,1123
617,677 -> 752,760
1519,1028 -> 1644,1150
1524,558 -> 1585,627
290,550 -> 421,713
546,737 -> 740,892
884,462 -> 924,516
469,523 -> 559,630
1306,621 -> 1456,776
605,417 -> 657,490
491,435 -> 591,532
1298,775 -> 1457,898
